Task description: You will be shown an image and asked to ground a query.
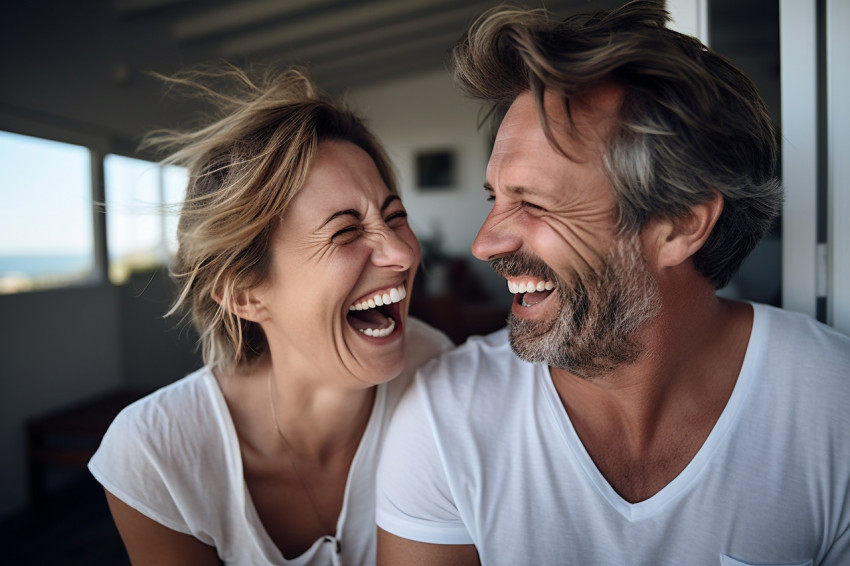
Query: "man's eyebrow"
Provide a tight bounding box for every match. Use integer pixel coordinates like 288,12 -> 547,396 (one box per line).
381,195 -> 401,213
483,182 -> 533,196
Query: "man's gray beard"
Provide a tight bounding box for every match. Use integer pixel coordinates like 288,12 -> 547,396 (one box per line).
504,235 -> 661,380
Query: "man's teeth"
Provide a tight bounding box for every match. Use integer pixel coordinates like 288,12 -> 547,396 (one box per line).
507,280 -> 555,294
349,285 -> 407,311
360,319 -> 396,338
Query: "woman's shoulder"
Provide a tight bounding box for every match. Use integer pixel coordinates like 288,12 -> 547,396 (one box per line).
406,316 -> 454,347
97,366 -> 235,466
403,317 -> 454,367
382,318 -> 453,407
88,366 -> 239,533
116,367 -> 220,428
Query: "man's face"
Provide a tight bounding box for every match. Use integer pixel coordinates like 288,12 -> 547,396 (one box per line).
473,89 -> 660,378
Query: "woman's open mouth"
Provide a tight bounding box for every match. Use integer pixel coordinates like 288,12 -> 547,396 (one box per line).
347,285 -> 407,338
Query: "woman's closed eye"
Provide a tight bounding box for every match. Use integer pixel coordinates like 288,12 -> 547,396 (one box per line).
331,224 -> 361,244
384,209 -> 408,227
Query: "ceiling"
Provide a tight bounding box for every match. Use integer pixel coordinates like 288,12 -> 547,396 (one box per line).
0,0 -> 777,144
103,0 -> 626,93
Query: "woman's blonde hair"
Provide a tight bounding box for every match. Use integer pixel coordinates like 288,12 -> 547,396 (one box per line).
145,65 -> 397,370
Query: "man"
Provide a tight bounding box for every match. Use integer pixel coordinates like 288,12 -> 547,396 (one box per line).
376,2 -> 850,565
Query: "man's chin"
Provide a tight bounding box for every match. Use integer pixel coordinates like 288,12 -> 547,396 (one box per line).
506,312 -> 640,379
506,314 -> 558,363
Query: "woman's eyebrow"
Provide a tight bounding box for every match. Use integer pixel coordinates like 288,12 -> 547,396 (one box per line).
381,195 -> 400,212
320,195 -> 399,228
321,209 -> 360,227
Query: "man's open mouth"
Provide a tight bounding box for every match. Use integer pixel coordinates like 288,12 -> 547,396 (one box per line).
347,285 -> 407,337
507,279 -> 556,307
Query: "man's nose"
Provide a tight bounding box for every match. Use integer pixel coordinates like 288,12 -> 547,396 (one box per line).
472,209 -> 522,261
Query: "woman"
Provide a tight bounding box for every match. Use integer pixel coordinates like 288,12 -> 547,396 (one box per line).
88,66 -> 453,565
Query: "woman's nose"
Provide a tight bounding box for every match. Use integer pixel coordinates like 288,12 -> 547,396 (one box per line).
370,228 -> 419,271
471,209 -> 522,261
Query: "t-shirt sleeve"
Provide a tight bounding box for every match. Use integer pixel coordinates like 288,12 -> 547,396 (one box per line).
87,400 -> 196,536
376,369 -> 473,545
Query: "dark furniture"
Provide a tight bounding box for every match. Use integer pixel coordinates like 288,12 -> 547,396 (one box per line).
26,388 -> 147,505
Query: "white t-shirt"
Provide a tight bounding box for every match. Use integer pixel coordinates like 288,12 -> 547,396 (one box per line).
89,317 -> 451,566
377,303 -> 850,565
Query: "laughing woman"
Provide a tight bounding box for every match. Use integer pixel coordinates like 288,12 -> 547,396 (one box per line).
88,67 -> 452,565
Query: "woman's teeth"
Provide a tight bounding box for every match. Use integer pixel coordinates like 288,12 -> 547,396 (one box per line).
361,319 -> 395,337
347,285 -> 406,338
507,280 -> 555,294
349,285 -> 407,311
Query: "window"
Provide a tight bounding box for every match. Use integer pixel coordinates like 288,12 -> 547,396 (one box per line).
104,154 -> 187,284
0,131 -> 94,294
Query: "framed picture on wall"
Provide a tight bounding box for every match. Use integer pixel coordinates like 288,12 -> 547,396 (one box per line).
415,149 -> 456,191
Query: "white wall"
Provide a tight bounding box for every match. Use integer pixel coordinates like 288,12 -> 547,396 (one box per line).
349,69 -> 506,298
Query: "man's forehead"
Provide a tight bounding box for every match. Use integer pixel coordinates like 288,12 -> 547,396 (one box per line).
500,86 -> 623,145
493,87 -> 622,169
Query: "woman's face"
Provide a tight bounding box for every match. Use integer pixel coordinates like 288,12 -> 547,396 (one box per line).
253,140 -> 420,388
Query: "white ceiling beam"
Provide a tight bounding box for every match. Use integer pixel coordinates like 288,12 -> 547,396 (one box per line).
282,1 -> 493,63
113,0 -> 190,16
172,0 -> 340,42
311,28 -> 462,75
219,0 -> 463,57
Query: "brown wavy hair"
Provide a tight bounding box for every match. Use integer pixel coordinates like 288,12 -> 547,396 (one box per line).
452,0 -> 781,289
144,65 -> 397,370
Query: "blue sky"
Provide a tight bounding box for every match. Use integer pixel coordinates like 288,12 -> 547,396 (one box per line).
0,131 -> 186,259
0,131 -> 93,256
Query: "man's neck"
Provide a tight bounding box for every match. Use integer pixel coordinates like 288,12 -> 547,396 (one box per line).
549,295 -> 753,502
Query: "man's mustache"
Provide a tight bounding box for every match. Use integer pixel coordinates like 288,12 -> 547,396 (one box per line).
490,253 -> 558,281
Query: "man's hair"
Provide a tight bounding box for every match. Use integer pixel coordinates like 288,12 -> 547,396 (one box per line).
144,65 -> 397,370
452,0 -> 781,289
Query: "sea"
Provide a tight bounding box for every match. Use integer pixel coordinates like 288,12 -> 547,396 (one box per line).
0,253 -> 93,278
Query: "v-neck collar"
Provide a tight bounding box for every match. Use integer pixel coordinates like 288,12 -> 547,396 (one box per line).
539,303 -> 766,521
204,370 -> 387,563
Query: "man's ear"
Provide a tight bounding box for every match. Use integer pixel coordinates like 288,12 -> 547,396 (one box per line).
645,190 -> 724,269
212,286 -> 268,323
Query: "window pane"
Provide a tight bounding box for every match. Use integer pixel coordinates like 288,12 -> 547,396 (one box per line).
104,155 -> 186,284
0,131 -> 94,294
162,165 -> 188,257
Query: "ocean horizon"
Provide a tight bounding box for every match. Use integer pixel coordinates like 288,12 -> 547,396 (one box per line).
0,253 -> 93,278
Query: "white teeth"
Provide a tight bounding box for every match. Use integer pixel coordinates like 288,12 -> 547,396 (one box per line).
360,318 -> 396,337
506,279 -> 555,295
348,285 -> 407,312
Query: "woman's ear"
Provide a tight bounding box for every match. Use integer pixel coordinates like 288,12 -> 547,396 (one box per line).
212,287 -> 268,323
645,190 -> 724,269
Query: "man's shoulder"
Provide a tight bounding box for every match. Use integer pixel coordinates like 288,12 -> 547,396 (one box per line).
750,303 -> 850,408
753,302 -> 850,360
